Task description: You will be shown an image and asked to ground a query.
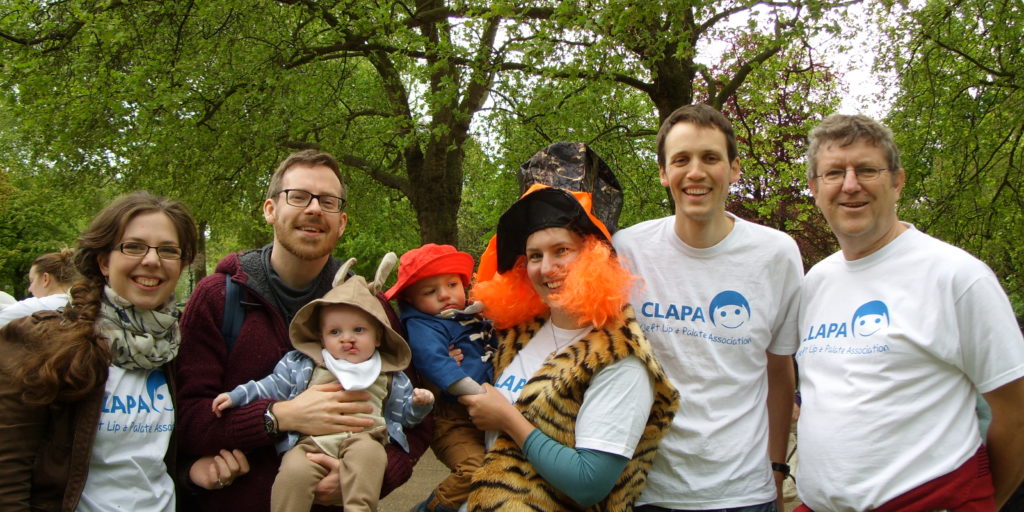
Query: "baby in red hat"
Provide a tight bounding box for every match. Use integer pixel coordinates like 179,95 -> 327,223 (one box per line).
384,243 -> 495,512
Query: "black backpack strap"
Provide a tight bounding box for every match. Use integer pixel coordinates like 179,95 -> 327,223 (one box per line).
221,274 -> 245,355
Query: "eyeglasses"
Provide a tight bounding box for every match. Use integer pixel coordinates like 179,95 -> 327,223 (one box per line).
814,167 -> 890,185
117,242 -> 184,260
280,189 -> 346,213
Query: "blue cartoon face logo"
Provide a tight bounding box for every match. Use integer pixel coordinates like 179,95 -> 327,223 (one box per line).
851,300 -> 889,337
709,290 -> 751,329
146,370 -> 174,412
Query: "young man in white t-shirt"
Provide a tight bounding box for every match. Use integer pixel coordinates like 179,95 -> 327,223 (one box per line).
613,104 -> 801,512
795,114 -> 1024,511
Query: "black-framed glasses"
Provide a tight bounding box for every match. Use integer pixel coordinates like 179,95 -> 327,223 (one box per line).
117,242 -> 183,260
814,167 -> 890,185
280,189 -> 346,213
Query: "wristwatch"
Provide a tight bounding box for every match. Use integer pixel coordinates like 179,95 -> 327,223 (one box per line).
772,462 -> 791,478
263,402 -> 280,437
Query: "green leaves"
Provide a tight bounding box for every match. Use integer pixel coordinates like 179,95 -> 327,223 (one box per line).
879,0 -> 1024,316
0,0 -> 859,300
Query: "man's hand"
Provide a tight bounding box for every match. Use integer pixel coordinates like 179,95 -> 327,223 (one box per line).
308,451 -> 344,505
984,377 -> 1024,508
274,383 -> 375,435
765,352 -> 795,509
774,470 -> 785,512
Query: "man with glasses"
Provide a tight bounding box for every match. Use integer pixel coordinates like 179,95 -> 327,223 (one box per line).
613,104 -> 802,512
175,150 -> 431,511
795,114 -> 1024,511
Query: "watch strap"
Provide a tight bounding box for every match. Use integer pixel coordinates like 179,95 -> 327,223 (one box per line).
264,402 -> 280,437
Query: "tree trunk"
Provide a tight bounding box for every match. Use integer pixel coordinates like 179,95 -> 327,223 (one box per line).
407,139 -> 463,245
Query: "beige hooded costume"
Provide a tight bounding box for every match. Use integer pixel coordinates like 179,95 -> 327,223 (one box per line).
289,268 -> 412,453
255,256 -> 428,512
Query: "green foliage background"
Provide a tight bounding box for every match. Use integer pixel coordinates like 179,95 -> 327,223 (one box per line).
1,0 -> 1021,322
876,0 -> 1024,315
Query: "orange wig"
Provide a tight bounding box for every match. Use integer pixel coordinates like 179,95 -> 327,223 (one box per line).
471,236 -> 638,330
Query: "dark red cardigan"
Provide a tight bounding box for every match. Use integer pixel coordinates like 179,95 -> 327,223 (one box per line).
175,252 -> 432,512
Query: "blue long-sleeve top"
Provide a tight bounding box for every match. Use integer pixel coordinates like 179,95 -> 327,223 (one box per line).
399,303 -> 494,400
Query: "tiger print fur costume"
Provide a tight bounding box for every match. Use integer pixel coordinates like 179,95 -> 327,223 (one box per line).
468,306 -> 679,511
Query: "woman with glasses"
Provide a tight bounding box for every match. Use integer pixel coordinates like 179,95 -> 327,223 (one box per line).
0,191 -> 246,511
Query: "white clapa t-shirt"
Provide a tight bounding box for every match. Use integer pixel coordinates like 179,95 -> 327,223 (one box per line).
77,366 -> 176,512
796,225 -> 1024,512
613,213 -> 803,509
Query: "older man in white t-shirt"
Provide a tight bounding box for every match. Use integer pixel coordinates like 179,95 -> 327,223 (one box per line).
795,114 -> 1024,511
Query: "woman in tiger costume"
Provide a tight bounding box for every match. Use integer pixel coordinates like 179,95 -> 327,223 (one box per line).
460,185 -> 680,511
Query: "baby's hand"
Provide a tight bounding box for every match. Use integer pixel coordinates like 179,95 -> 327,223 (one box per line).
212,393 -> 233,417
448,344 -> 464,365
412,388 -> 434,406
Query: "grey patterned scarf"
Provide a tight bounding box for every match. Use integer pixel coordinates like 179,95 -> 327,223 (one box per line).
95,286 -> 181,370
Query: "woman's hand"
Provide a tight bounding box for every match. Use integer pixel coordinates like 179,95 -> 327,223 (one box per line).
459,383 -> 536,446
273,383 -> 375,435
189,449 -> 250,490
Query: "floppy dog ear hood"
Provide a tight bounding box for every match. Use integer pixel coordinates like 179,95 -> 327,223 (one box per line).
289,254 -> 411,372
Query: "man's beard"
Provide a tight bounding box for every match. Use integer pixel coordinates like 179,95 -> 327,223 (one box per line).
276,221 -> 336,261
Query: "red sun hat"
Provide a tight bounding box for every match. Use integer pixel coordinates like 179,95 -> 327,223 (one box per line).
384,243 -> 475,301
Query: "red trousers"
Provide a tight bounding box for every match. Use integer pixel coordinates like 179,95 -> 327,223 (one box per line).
796,446 -> 994,512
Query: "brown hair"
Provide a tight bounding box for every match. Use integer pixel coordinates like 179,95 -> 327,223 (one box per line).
806,114 -> 901,182
74,190 -> 198,281
31,249 -> 77,287
656,104 -> 738,168
265,149 -> 346,205
7,191 -> 197,405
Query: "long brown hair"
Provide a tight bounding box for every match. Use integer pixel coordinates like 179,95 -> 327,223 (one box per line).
5,191 -> 197,405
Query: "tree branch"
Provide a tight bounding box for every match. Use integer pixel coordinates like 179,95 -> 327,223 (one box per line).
458,17 -> 501,119
195,83 -> 249,128
339,154 -> 407,191
926,33 -> 1016,82
0,0 -> 126,50
408,5 -> 555,27
713,44 -> 783,107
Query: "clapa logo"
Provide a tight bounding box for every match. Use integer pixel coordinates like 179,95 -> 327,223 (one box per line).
145,370 -> 174,412
709,290 -> 751,329
851,300 -> 890,338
